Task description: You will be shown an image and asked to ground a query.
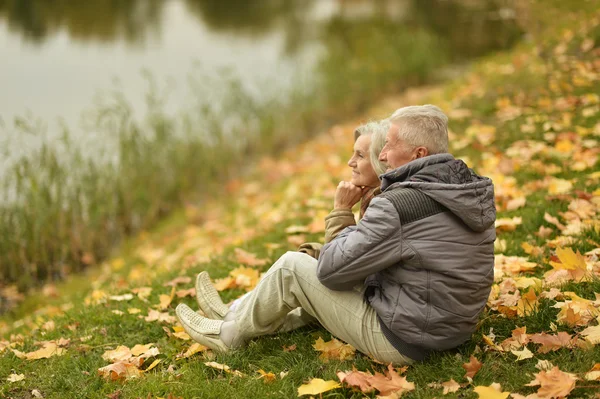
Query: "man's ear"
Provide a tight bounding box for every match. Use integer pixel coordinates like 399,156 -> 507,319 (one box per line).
412,146 -> 429,160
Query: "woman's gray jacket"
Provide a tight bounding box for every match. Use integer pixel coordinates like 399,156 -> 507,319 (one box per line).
317,154 -> 496,361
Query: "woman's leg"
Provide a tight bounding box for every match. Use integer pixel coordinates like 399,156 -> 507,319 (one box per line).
234,251 -> 413,365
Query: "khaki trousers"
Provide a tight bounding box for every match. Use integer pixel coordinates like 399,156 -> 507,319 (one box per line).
235,251 -> 413,366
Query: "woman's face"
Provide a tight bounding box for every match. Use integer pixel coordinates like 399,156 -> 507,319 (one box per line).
348,134 -> 379,188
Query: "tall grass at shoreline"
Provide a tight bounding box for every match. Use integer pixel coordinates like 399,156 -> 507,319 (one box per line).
0,23 -> 448,295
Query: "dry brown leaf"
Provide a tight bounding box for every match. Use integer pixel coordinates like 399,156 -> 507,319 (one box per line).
584,363 -> 600,381
6,373 -> 25,382
544,213 -> 566,230
24,342 -> 65,360
368,364 -> 415,396
529,332 -> 573,353
98,358 -> 144,381
442,379 -> 461,394
257,369 -> 276,383
145,309 -> 176,324
175,288 -> 196,298
511,347 -> 534,361
580,325 -> 600,344
102,346 -> 132,362
337,368 -> 375,393
313,337 -> 356,362
234,248 -> 268,267
463,355 -> 483,379
177,342 -> 208,359
157,286 -> 176,311
204,361 -> 245,377
526,366 -> 577,398
495,217 -> 523,232
163,276 -> 192,287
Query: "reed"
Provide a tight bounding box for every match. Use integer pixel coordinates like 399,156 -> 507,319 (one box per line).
0,23 -> 446,292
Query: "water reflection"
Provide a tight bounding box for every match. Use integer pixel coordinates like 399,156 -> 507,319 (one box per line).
0,0 -> 163,44
0,0 -> 522,56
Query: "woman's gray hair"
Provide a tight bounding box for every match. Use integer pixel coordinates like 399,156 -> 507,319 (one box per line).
388,104 -> 448,154
354,120 -> 389,176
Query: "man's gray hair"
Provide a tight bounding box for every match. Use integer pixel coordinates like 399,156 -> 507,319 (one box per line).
388,105 -> 448,154
354,120 -> 389,176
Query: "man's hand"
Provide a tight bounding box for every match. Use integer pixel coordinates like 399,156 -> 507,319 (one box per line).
334,181 -> 365,210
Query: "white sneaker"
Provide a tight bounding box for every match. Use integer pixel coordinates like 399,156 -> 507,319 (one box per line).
195,271 -> 229,320
176,303 -> 230,353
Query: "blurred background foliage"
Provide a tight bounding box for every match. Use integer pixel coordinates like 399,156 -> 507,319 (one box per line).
0,0 -> 523,300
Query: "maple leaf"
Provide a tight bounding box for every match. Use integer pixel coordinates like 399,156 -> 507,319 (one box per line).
132,287 -> 152,302
175,288 -> 195,298
230,266 -> 260,291
548,178 -> 573,195
6,373 -> 25,382
580,325 -> 600,344
157,286 -> 176,311
584,363 -> 600,381
442,379 -> 461,394
544,213 -> 566,230
313,337 -> 356,362
368,364 -> 415,396
550,247 -> 587,270
177,343 -> 208,359
529,332 -> 574,353
102,346 -> 132,362
234,248 -> 268,267
473,384 -> 511,399
98,358 -> 144,381
204,361 -> 245,377
24,341 -> 65,360
517,288 -> 539,317
145,309 -> 176,324
463,355 -> 483,379
506,196 -> 527,211
130,344 -> 159,358
257,369 -> 276,383
297,378 -> 341,396
526,366 -> 577,398
511,347 -> 534,361
495,217 -> 522,232
163,276 -> 192,287
213,276 -> 236,291
337,368 -> 375,393
500,327 -> 530,350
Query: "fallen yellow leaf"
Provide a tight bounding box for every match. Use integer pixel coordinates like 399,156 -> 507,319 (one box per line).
297,378 -> 341,396
473,384 -> 510,399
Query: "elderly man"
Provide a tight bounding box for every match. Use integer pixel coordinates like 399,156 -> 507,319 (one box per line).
176,104 -> 496,365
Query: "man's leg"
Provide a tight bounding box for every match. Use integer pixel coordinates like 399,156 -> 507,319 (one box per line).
234,251 -> 413,365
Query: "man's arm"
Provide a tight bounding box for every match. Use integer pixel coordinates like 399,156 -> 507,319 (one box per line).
316,197 -> 403,290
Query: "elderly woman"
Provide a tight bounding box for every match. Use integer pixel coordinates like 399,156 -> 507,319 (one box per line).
190,120 -> 389,331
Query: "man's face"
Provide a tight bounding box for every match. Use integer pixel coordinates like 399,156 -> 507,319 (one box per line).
379,124 -> 418,172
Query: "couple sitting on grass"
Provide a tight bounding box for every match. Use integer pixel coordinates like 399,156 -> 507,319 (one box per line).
176,104 -> 496,365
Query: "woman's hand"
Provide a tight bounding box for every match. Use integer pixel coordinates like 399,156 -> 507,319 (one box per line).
334,181 -> 365,210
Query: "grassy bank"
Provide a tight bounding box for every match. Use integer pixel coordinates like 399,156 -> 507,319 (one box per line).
1,0 -> 600,398
0,16 -> 450,295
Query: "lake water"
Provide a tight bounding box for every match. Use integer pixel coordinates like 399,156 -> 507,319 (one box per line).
0,0 -> 522,160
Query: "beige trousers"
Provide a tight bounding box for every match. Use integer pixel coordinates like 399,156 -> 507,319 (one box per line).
235,251 -> 413,366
